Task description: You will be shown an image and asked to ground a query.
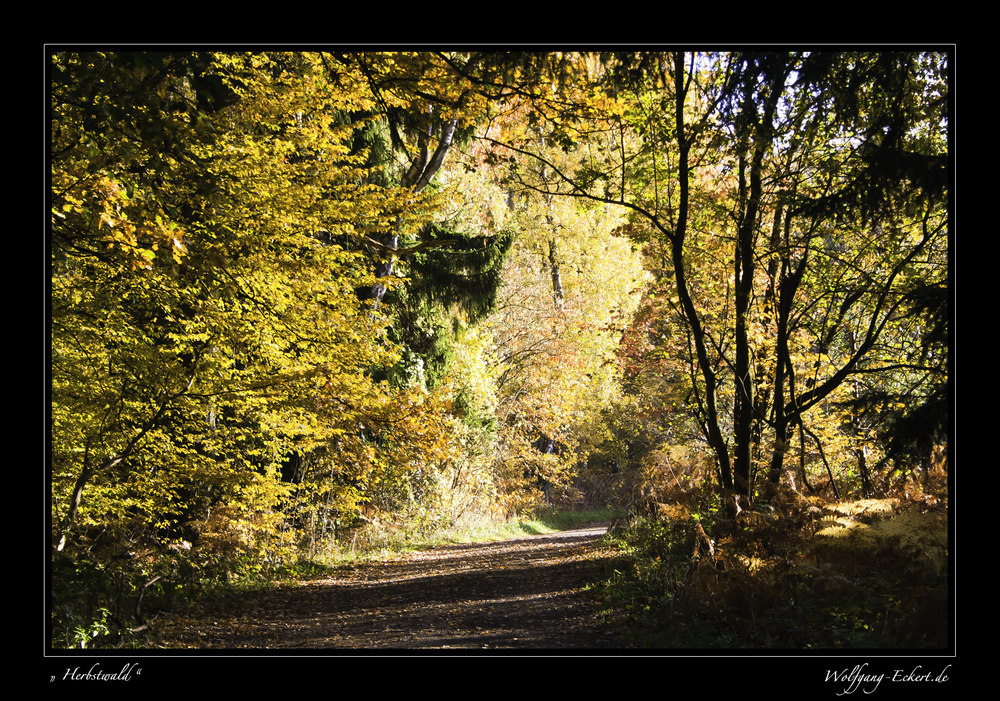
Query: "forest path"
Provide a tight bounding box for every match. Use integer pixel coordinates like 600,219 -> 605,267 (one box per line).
155,524 -> 627,650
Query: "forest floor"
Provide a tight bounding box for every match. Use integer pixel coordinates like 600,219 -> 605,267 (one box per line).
153,524 -> 627,650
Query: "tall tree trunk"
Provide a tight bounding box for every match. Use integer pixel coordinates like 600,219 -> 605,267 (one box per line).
670,53 -> 733,491
732,54 -> 791,499
733,147 -> 757,497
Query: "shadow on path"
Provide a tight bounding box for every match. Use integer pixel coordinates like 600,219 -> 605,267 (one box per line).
159,525 -> 625,650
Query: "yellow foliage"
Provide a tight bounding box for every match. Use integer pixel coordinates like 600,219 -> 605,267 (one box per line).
812,499 -> 948,577
873,508 -> 948,575
49,50 -> 454,572
736,553 -> 768,574
826,498 -> 899,521
815,516 -> 876,542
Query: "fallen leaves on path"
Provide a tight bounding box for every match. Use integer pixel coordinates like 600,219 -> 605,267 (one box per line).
154,525 -> 626,650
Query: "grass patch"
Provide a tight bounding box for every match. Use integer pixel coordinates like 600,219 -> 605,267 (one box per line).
238,507 -> 613,575
381,507 -> 613,551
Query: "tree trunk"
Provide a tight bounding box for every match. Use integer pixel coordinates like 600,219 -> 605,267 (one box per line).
370,233 -> 399,311
732,55 -> 790,499
767,254 -> 807,483
732,147 -> 757,497
547,236 -> 564,311
670,53 -> 733,491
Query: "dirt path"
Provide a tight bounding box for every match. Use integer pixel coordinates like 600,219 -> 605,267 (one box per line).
154,525 -> 627,650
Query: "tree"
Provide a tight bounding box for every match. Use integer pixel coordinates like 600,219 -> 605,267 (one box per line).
754,52 -> 949,493
50,51 -> 450,597
480,50 -> 950,505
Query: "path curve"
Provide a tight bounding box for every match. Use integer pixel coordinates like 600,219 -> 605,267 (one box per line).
156,524 -> 625,650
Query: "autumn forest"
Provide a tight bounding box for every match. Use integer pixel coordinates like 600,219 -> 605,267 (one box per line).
48,49 -> 951,652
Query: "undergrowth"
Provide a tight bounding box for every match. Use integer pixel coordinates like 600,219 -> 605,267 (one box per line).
595,464 -> 950,650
